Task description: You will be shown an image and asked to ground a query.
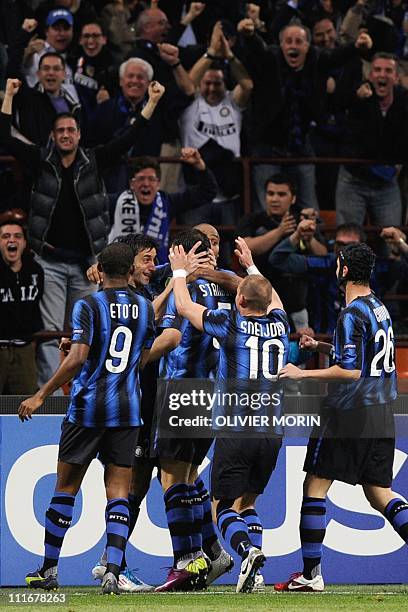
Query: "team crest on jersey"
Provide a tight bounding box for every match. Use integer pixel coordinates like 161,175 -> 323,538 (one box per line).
219,106 -> 230,117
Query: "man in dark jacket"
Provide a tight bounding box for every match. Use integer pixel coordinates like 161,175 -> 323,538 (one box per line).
336,52 -> 408,226
6,18 -> 80,146
0,217 -> 44,394
237,18 -> 372,209
0,76 -> 164,391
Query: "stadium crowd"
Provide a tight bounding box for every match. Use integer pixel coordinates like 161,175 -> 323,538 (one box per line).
0,0 -> 407,596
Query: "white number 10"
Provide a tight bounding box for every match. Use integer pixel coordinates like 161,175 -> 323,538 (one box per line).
245,336 -> 285,379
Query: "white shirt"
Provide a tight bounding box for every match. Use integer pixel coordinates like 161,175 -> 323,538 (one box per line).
24,42 -> 79,103
180,91 -> 243,158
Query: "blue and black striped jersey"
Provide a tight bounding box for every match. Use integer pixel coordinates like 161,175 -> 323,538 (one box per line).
325,293 -> 397,409
159,277 -> 235,378
202,307 -> 290,380
67,287 -> 155,428
202,307 -> 290,432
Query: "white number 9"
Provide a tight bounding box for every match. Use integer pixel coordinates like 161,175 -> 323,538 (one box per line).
105,326 -> 133,373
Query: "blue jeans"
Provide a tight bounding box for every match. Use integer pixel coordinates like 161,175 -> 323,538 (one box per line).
336,166 -> 402,226
35,256 -> 96,393
252,143 -> 319,211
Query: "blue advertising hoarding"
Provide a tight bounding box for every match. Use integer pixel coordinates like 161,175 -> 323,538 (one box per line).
1,414 -> 408,587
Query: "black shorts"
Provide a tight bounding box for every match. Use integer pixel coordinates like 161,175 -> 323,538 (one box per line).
59,420 -> 139,467
211,437 -> 282,500
156,437 -> 213,466
304,436 -> 395,487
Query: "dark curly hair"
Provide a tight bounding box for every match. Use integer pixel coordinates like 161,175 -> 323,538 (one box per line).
171,229 -> 211,254
115,233 -> 159,256
338,243 -> 376,285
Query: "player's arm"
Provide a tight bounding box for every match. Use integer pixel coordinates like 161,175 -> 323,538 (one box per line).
279,362 -> 361,382
299,334 -> 334,356
152,280 -> 174,321
140,347 -> 151,369
170,245 -> 206,331
152,246 -> 209,320
18,343 -> 90,421
234,236 -> 283,310
147,328 -> 182,362
195,267 -> 241,294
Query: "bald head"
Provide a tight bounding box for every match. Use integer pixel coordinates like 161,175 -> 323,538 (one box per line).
194,223 -> 220,259
136,8 -> 169,43
237,275 -> 272,313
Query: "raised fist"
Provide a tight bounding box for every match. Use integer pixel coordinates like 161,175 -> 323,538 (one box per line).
5,79 -> 21,97
355,31 -> 372,49
237,18 -> 255,36
148,81 -> 165,103
22,18 -> 38,33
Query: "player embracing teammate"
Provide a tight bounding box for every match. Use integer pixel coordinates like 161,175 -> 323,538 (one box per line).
169,237 -> 290,592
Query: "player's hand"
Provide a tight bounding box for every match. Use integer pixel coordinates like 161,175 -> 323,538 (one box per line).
158,43 -> 180,66
279,212 -> 297,236
86,263 -> 103,284
59,336 -> 72,355
299,334 -> 318,351
147,81 -> 165,103
208,250 -> 217,268
234,236 -> 254,269
355,31 -> 372,49
186,241 -> 210,275
278,363 -> 304,380
5,79 -> 21,97
22,18 -> 38,33
180,147 -> 205,171
18,393 -> 43,422
169,244 -> 188,271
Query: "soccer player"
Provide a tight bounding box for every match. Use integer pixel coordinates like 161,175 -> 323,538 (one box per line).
168,237 -> 290,593
89,233 -> 209,591
18,242 -> 155,595
152,228 -> 237,592
275,243 -> 400,592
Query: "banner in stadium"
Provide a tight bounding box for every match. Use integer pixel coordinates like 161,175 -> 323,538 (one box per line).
1,414 -> 408,586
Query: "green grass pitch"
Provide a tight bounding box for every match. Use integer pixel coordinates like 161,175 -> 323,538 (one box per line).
1,585 -> 408,611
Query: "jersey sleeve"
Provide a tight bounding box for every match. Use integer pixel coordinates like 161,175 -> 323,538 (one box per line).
202,308 -> 230,340
71,299 -> 94,345
269,308 -> 290,331
335,310 -> 364,370
144,302 -> 156,349
159,291 -> 188,334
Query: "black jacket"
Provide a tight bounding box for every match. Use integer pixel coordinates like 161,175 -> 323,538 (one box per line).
0,252 -> 44,341
6,27 -> 81,146
241,33 -> 363,149
0,111 -> 151,257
